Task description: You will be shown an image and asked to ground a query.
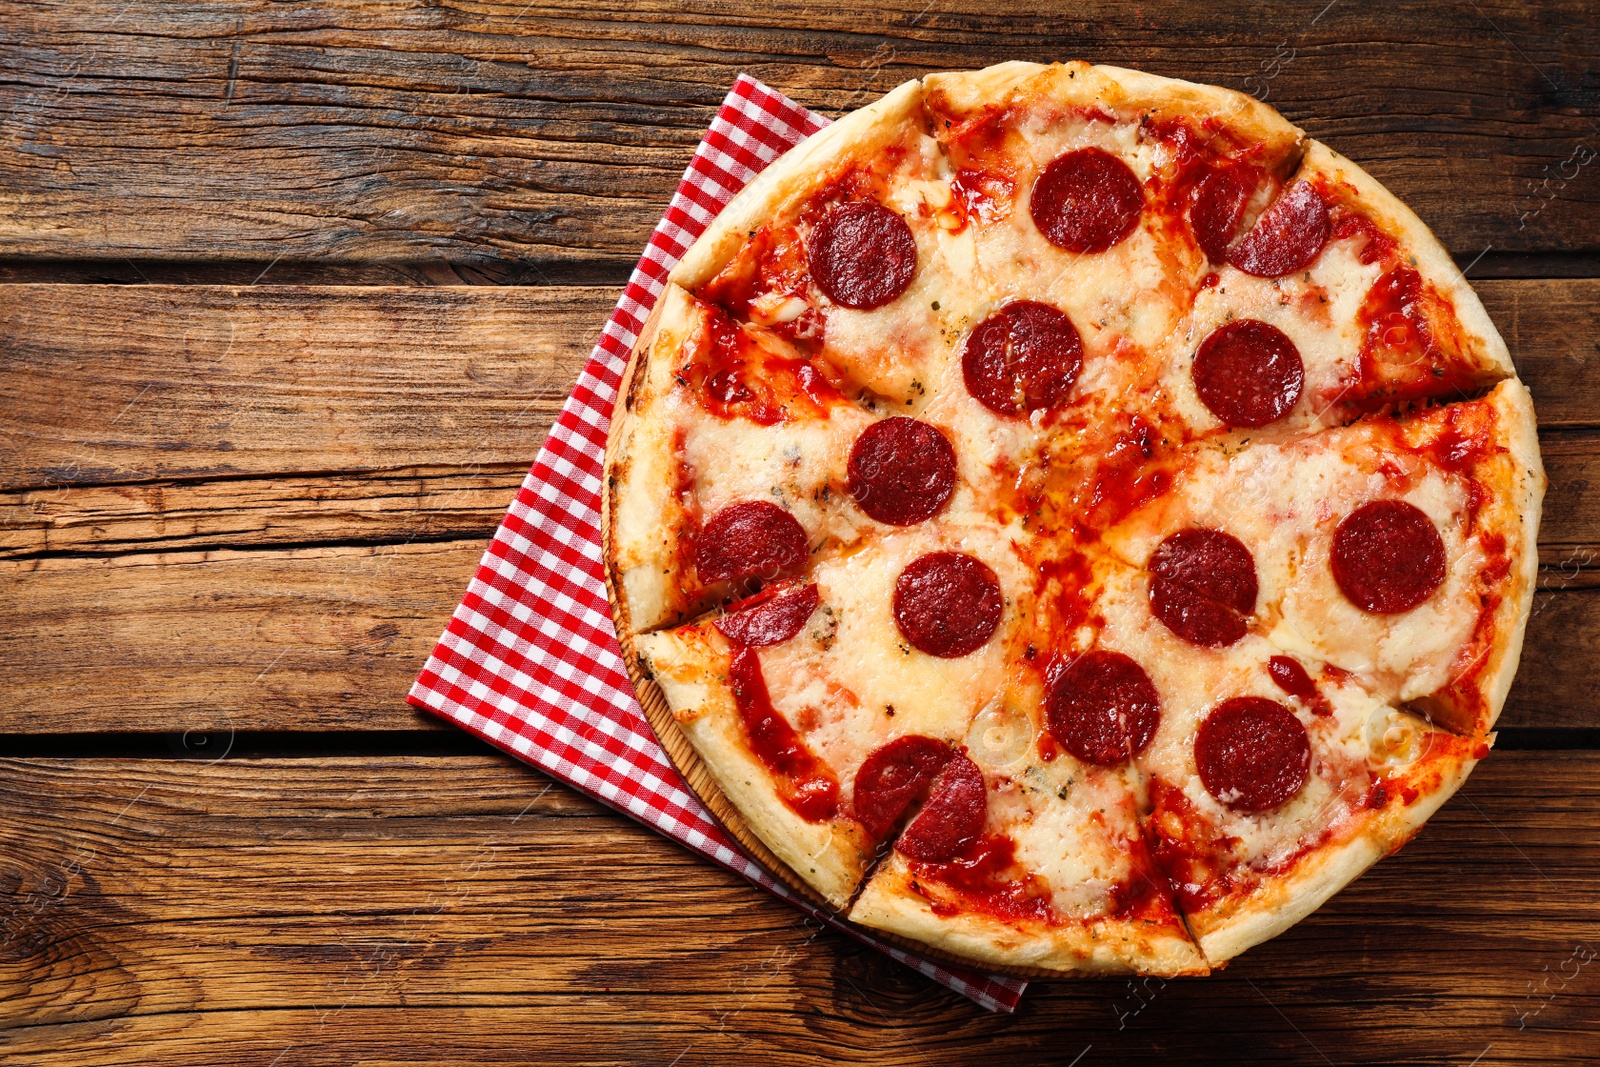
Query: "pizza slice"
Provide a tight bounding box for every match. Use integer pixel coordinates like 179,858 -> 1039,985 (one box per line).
672,79 -> 962,408
846,666 -> 1208,976
1099,379 -> 1542,736
634,516 -> 1035,908
1162,139 -> 1515,438
920,61 -> 1305,361
1082,563 -> 1490,963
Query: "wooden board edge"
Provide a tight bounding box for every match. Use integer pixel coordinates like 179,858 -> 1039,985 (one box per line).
595,287 -> 1077,984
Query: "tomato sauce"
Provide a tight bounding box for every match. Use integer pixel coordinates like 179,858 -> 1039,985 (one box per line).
678,307 -> 843,424
908,833 -> 1055,924
727,646 -> 839,822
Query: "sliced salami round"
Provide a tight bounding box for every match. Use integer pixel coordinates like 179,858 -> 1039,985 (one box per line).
853,735 -> 953,841
1196,697 -> 1312,813
893,552 -> 1004,658
897,749 -> 987,862
694,501 -> 809,584
1228,180 -> 1330,278
1148,528 -> 1259,647
960,301 -> 1083,417
1029,147 -> 1143,253
714,582 -> 820,647
1190,163 -> 1258,264
1044,650 -> 1161,766
806,201 -> 918,310
848,417 -> 958,526
1192,319 -> 1304,428
1331,500 -> 1447,614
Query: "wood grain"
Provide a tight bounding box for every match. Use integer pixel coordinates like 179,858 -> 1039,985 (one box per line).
0,285 -> 604,492
1,754 -> 1595,1064
2,540 -> 478,734
1,0 -> 1597,277
0,465 -> 526,558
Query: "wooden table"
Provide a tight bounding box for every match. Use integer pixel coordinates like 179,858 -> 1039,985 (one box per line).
3,3 -> 1597,1063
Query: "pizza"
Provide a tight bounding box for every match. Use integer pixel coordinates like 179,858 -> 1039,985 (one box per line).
602,61 -> 1544,976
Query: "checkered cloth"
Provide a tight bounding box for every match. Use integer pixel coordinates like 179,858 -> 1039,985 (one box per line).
408,75 -> 1028,1013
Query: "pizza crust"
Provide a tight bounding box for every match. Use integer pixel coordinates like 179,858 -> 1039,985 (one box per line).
924,61 -> 1305,162
606,283 -> 699,633
849,854 -> 1209,976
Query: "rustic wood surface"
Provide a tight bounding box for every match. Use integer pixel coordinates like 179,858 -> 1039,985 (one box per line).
4,0 -> 1599,1063
2,754 -> 1597,1065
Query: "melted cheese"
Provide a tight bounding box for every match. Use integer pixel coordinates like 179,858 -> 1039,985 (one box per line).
1101,417 -> 1487,707
1092,566 -> 1446,869
986,758 -> 1142,919
756,518 -> 1032,810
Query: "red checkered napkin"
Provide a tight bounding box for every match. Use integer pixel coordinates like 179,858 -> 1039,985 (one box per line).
408,75 -> 1027,1013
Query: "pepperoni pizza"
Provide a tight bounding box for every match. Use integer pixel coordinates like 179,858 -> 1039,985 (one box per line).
603,61 -> 1544,975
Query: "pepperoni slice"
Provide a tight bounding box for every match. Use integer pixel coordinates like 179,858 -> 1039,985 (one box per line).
1030,147 -> 1143,253
1044,650 -> 1161,766
897,749 -> 986,862
714,582 -> 819,647
1195,697 -> 1311,813
960,301 -> 1084,417
848,418 -> 958,526
853,735 -> 952,840
1228,180 -> 1330,278
1331,500 -> 1447,614
694,501 -> 808,584
1148,528 -> 1258,648
1190,164 -> 1257,264
1192,319 -> 1304,428
892,552 -> 1003,658
806,201 -> 918,310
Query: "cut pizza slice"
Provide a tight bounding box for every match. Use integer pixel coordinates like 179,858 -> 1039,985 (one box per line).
1100,379 -> 1543,736
846,680 -> 1208,976
672,79 -> 964,408
1160,139 -> 1515,438
635,516 -> 1035,908
608,282 -> 884,631
1084,563 -> 1491,964
921,61 -> 1305,363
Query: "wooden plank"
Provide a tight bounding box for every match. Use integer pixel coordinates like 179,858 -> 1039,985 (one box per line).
0,1 -> 1597,273
1,753 -> 1596,1064
0,285 -> 606,491
1,279 -> 1597,496
0,465 -> 526,558
1482,279 -> 1600,429
1,538 -> 1594,734
1,540 -> 479,734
